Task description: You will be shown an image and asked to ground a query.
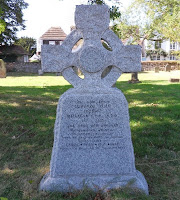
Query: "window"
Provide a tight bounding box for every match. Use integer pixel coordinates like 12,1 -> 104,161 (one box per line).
49,41 -> 55,45
152,56 -> 157,60
170,42 -> 176,50
43,40 -> 49,45
155,41 -> 161,49
151,55 -> 160,60
170,55 -> 176,60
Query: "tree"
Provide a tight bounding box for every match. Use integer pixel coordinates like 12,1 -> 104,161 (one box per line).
88,0 -> 121,20
112,0 -> 180,58
0,19 -> 5,34
15,37 -> 36,56
116,22 -> 164,60
0,0 -> 28,45
113,0 -> 180,46
171,50 -> 180,60
132,0 -> 180,42
0,7 -> 5,33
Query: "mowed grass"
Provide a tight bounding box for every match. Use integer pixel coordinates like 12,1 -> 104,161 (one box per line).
0,71 -> 180,200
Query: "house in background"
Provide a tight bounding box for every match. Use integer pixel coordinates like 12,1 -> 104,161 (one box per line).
37,27 -> 67,55
39,26 -> 180,62
145,40 -> 180,61
0,45 -> 29,63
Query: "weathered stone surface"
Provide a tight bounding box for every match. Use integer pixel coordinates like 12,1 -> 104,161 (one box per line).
75,5 -> 109,33
40,88 -> 148,193
40,4 -> 148,195
0,59 -> 6,78
155,66 -> 159,73
165,64 -> 171,72
38,69 -> 43,75
170,78 -> 180,82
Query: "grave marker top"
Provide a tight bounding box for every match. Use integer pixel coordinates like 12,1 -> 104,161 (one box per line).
42,5 -> 141,88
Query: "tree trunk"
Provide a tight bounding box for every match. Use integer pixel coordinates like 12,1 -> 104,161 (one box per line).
129,72 -> 141,83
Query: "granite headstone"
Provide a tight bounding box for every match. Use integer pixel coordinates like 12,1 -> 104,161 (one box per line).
38,69 -> 44,76
155,66 -> 159,73
165,64 -> 171,72
40,5 -> 148,194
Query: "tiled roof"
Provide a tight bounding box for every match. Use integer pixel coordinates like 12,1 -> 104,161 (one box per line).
40,27 -> 67,40
0,45 -> 28,55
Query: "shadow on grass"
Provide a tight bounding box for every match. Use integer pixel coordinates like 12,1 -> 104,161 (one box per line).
0,82 -> 180,199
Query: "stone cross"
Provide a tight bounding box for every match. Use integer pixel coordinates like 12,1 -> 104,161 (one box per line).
41,5 -> 141,88
40,5 -> 148,195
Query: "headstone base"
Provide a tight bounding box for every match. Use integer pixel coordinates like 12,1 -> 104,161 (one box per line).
40,170 -> 148,194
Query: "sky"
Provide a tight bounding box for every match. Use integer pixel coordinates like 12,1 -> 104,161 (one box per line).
17,0 -> 132,40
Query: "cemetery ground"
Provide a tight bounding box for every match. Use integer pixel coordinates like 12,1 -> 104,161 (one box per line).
0,71 -> 180,200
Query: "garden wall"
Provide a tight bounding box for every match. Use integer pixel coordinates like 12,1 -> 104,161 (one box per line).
6,62 -> 41,73
5,61 -> 180,73
141,61 -> 180,71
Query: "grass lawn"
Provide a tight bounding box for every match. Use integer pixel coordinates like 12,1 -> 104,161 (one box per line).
0,71 -> 180,200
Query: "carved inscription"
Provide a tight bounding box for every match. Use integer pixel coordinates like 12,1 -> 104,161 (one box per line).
59,97 -> 130,150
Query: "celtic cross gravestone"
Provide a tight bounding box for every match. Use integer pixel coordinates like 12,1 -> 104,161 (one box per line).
40,5 -> 148,194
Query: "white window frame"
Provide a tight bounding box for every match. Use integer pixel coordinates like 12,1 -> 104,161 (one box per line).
151,55 -> 160,60
49,41 -> 55,45
170,55 -> 176,60
152,55 -> 157,60
155,41 -> 161,48
170,42 -> 176,50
